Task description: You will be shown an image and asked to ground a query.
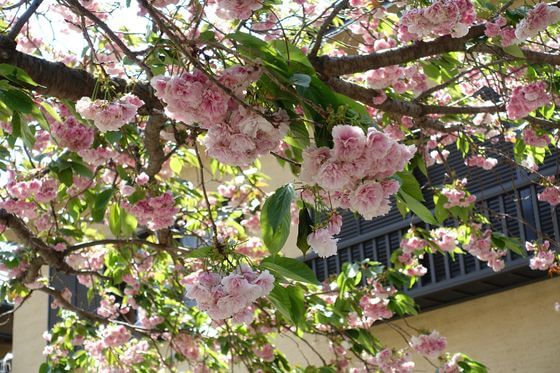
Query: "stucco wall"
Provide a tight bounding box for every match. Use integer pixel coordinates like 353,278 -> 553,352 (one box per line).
12,289 -> 48,373
371,276 -> 560,372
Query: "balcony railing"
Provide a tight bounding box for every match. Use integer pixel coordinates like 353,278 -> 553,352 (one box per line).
304,144 -> 557,309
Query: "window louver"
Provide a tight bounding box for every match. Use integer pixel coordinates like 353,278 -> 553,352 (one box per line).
304,148 -> 558,309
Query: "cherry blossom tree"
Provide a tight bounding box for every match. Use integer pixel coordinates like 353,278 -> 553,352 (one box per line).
0,0 -> 558,371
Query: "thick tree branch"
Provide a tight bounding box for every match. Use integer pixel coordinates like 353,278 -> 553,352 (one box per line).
7,0 -> 43,40
144,114 -> 166,178
0,209 -> 88,282
312,24 -> 486,76
325,77 -> 504,116
0,35 -> 162,110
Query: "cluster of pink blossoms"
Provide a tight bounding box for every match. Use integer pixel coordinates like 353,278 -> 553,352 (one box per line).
102,325 -> 131,347
210,0 -> 262,20
76,94 -> 144,132
398,251 -> 428,277
6,176 -> 58,204
410,330 -> 447,359
441,179 -> 476,208
358,281 -> 396,327
515,2 -> 560,42
522,127 -> 550,147
431,228 -> 457,252
484,16 -> 519,47
253,344 -> 275,362
301,125 -> 416,220
123,192 -> 178,230
526,241 -> 556,271
171,333 -> 200,360
465,154 -> 497,170
0,200 -> 36,219
184,266 -> 274,321
150,67 -> 259,127
151,66 -> 288,166
306,214 -> 342,258
201,107 -> 289,166
538,177 -> 560,206
401,235 -> 428,253
506,81 -> 550,120
51,116 -> 94,152
366,65 -> 428,95
464,228 -> 506,271
398,0 -> 476,41
370,348 -> 415,373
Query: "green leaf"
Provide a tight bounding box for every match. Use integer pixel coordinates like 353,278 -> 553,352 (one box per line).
388,293 -> 418,316
290,73 -> 311,88
106,286 -> 123,297
285,285 -> 307,330
58,167 -> 73,187
260,184 -> 295,254
11,112 -> 35,148
268,284 -> 292,320
0,63 -> 39,86
0,89 -> 34,113
492,232 -> 526,257
296,208 -> 313,255
92,188 -> 114,222
120,211 -> 137,237
69,160 -> 94,178
109,204 -> 121,237
39,362 -> 50,373
398,190 -> 438,225
502,44 -> 525,58
184,246 -> 213,258
434,194 -> 450,223
396,171 -> 424,201
260,256 -> 319,285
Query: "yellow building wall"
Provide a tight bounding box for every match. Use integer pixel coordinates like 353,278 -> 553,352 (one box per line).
372,276 -> 560,373
274,278 -> 560,371
12,289 -> 48,373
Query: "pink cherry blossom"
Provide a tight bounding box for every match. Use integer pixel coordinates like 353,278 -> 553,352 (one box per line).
515,2 -> 560,42
529,250 -> 555,271
432,228 -> 457,252
184,267 -> 274,321
522,127 -> 550,147
212,0 -> 263,20
399,0 -> 476,41
538,185 -> 560,206
465,155 -> 498,170
331,124 -> 366,161
76,94 -> 144,132
307,228 -> 338,258
51,116 -> 94,151
410,330 -> 447,358
506,81 -> 550,120
123,191 -> 178,230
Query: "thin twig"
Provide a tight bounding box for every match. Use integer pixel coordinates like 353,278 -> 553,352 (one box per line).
7,0 -> 43,40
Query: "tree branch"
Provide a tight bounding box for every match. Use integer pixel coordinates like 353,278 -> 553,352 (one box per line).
311,24 -> 486,76
64,0 -> 153,77
0,209 -> 87,282
0,35 -> 162,110
325,77 -> 504,116
144,114 -> 166,178
7,0 -> 44,40
308,0 -> 348,59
